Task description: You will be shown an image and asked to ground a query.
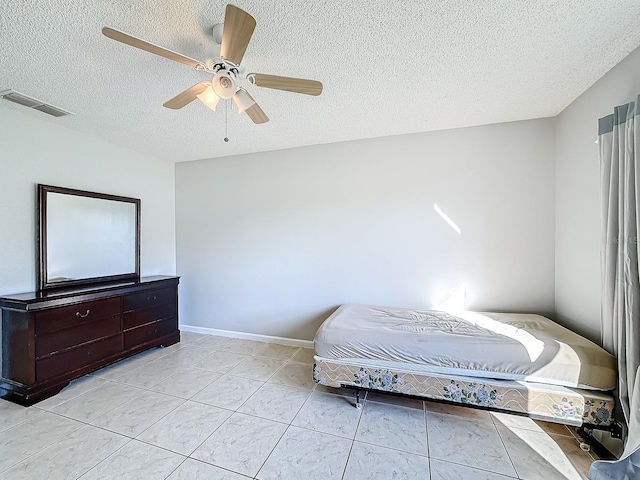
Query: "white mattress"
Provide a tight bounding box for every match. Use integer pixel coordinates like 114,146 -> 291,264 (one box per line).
314,304 -> 617,391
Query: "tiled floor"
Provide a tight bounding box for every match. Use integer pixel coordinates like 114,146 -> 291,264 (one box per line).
0,332 -> 599,479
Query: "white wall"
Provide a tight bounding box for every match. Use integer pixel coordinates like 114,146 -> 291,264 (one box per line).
555,46 -> 640,343
0,104 -> 176,296
176,119 -> 556,340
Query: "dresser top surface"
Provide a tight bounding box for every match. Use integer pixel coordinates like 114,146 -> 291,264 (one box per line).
0,276 -> 179,309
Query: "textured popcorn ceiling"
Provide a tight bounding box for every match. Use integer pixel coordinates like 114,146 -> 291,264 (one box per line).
2,0 -> 640,163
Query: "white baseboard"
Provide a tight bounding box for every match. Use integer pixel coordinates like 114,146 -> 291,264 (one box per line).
179,324 -> 314,349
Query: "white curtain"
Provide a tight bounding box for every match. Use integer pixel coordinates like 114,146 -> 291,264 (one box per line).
590,368 -> 640,479
590,96 -> 640,479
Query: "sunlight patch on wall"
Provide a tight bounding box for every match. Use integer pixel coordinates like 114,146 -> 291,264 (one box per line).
437,284 -> 467,312
434,204 -> 461,235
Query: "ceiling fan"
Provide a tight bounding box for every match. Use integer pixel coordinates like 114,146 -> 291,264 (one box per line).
102,4 -> 323,125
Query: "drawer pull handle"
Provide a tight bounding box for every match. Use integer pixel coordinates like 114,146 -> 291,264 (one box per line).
87,351 -> 92,356
146,295 -> 157,301
76,310 -> 91,318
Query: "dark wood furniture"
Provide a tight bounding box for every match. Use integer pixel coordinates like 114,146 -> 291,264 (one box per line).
0,276 -> 179,405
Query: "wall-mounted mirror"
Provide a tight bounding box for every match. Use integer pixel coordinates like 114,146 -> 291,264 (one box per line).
37,184 -> 140,291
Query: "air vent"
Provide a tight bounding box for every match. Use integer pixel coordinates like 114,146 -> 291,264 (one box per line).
0,90 -> 73,117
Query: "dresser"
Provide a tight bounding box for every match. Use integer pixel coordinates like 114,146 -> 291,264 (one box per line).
0,276 -> 180,405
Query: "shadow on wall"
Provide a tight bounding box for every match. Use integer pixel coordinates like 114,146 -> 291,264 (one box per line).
288,306 -> 340,341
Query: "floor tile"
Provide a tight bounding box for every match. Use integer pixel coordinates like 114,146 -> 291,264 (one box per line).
219,339 -> 267,356
268,361 -> 316,389
256,426 -> 352,480
292,391 -> 363,438
91,390 -> 185,437
148,367 -> 223,399
111,359 -> 185,388
498,425 -> 592,480
1,424 -> 129,480
430,458 -> 516,479
192,412 -> 287,477
157,345 -> 216,366
179,331 -> 207,345
192,335 -> 234,350
343,441 -> 430,479
137,401 -> 231,455
0,337 -> 594,480
166,458 -> 251,479
491,411 -> 573,436
192,374 -> 264,410
259,343 -> 300,360
427,412 -> 516,477
237,383 -> 311,423
291,347 -> 315,364
0,400 -> 44,433
533,420 -> 575,437
90,351 -> 157,379
79,439 -> 185,479
51,381 -> 144,422
227,355 -> 285,381
356,401 -> 427,455
130,345 -> 182,363
192,351 -> 250,373
35,375 -> 107,409
366,391 -> 424,410
0,412 -> 84,472
137,343 -> 185,361
425,400 -> 493,422
314,384 -> 350,396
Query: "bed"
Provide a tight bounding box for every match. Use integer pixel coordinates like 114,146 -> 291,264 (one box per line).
312,304 -> 617,427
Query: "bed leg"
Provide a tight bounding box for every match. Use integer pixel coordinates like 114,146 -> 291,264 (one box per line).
576,426 -> 593,452
355,389 -> 363,409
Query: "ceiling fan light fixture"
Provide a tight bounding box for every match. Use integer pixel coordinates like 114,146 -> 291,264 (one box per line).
232,88 -> 255,113
212,71 -> 237,99
212,23 -> 224,45
196,86 -> 220,111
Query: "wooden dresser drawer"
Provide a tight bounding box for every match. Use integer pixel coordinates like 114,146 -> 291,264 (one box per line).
124,317 -> 177,349
36,315 -> 121,358
35,297 -> 120,335
123,287 -> 175,312
123,302 -> 177,330
1,276 -> 179,405
36,334 -> 122,381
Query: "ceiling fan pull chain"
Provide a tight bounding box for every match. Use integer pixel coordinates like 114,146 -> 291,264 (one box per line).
224,100 -> 229,142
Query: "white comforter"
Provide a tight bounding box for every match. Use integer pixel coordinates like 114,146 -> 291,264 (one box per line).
314,304 -> 617,391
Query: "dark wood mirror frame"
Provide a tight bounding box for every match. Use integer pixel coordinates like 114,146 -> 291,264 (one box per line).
37,184 -> 141,291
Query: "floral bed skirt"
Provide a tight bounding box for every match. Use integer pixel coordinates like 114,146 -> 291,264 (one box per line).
313,358 -> 614,427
